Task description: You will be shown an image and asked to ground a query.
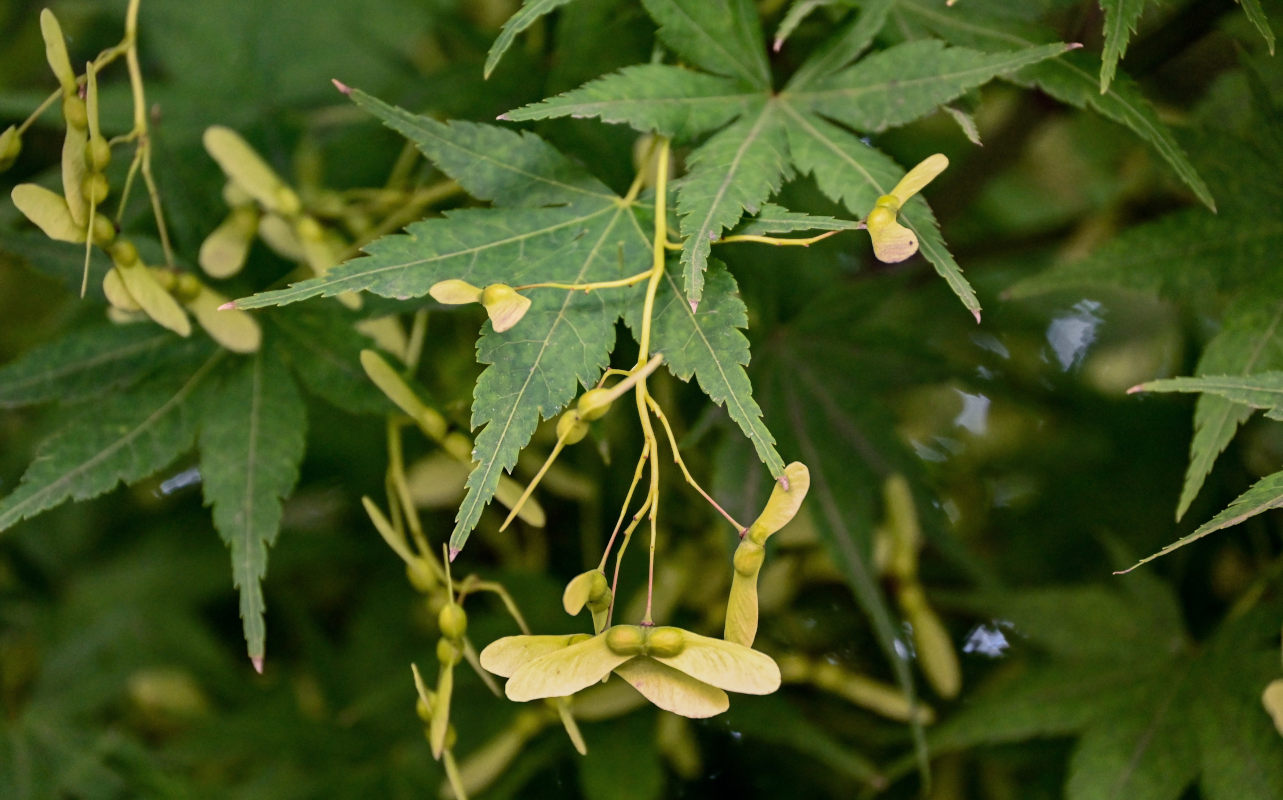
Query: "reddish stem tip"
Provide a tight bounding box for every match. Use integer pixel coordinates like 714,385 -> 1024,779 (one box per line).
1125,385 -> 1144,395
331,79 -> 352,95
1067,42 -> 1084,50
972,309 -> 982,324
448,547 -> 461,563
251,655 -> 264,674
217,301 -> 236,311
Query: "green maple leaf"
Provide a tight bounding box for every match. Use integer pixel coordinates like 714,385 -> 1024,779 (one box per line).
731,203 -> 863,236
505,0 -> 1069,315
198,345 -> 307,668
745,283 -> 962,776
0,323 -> 203,409
1006,121 -> 1283,302
1174,295 -> 1283,520
237,89 -> 783,554
0,347 -> 223,533
485,0 -> 578,78
927,580 -> 1283,800
0,305 -> 380,660
1098,0 -> 1149,93
895,0 -> 1216,210
625,259 -> 785,475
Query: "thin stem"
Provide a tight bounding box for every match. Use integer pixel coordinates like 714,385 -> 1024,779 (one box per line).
387,419 -> 432,558
499,435 -> 569,532
123,0 -> 174,266
515,269 -> 652,293
631,137 -> 671,625
459,578 -> 531,635
608,490 -> 652,627
718,230 -> 847,247
646,395 -> 744,531
598,443 -> 651,572
405,309 -> 429,371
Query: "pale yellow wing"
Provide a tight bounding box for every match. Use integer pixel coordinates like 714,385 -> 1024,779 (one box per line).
614,658 -> 730,718
653,631 -> 780,695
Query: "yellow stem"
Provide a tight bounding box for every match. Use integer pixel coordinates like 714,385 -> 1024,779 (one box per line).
646,395 -> 744,531
608,489 -> 652,627
498,435 -> 568,532
405,309 -> 429,372
598,443 -> 651,572
718,230 -> 845,247
515,268 -> 653,293
388,418 -> 433,559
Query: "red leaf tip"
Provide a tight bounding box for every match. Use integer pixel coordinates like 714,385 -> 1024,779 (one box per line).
251,655 -> 264,674
218,301 -> 236,311
332,79 -> 352,95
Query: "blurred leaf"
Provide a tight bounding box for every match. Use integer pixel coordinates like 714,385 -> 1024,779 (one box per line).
0,323 -> 193,409
639,0 -> 772,88
625,259 -> 785,475
930,588 -> 1283,800
578,712 -> 664,800
896,0 -> 1216,210
486,0 -> 577,78
1177,295 -> 1283,519
1098,0 -> 1149,93
0,349 -> 221,532
199,346 -> 307,663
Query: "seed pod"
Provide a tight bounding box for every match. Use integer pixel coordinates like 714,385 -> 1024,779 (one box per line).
11,183 -> 84,243
110,239 -> 140,267
732,539 -> 765,576
1263,678 -> 1283,736
40,10 -> 77,93
91,214 -> 116,247
480,284 -> 532,332
257,213 -> 305,260
645,626 -> 685,658
746,462 -> 811,545
187,285 -> 262,353
0,126 -> 22,172
556,410 -> 589,445
203,126 -> 295,214
438,603 -> 468,640
405,559 -> 438,593
808,659 -> 936,724
724,540 -> 764,647
563,569 -> 609,616
102,267 -> 141,312
359,349 -> 449,440
86,135 -> 111,172
900,584 -> 960,699
430,279 -> 483,305
436,637 -> 461,667
81,172 -> 110,205
113,262 -> 191,337
605,625 -> 646,656
199,207 -> 259,279
576,388 -> 614,421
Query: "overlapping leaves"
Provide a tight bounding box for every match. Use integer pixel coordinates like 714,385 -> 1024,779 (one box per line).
0,309 -> 378,662
504,0 -> 1073,315
236,88 -> 784,553
1010,94 -> 1283,567
926,579 -> 1283,800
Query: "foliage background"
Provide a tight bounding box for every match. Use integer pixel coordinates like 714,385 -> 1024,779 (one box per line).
1,0 -> 1281,798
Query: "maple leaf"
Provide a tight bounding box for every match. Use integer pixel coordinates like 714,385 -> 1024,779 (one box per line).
505,0 -> 1071,315
236,88 -> 784,555
926,579 -> 1283,800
